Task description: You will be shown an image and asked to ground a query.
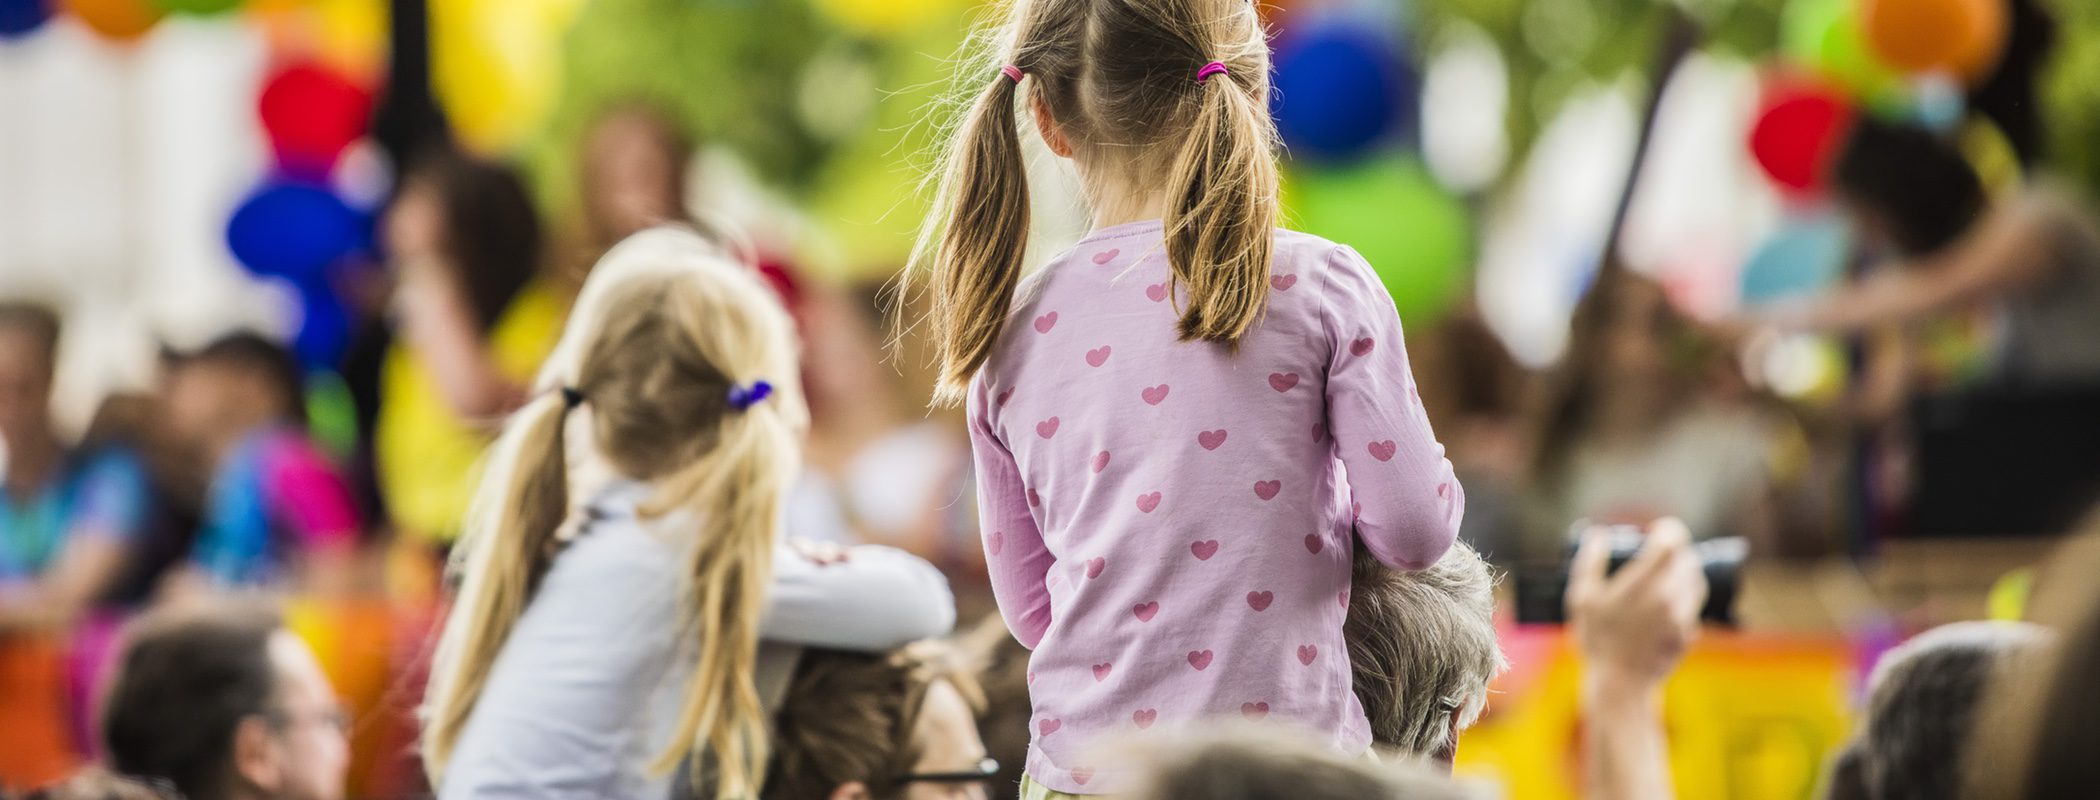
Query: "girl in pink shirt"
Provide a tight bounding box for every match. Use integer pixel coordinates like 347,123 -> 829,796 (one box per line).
913,1 -> 1464,795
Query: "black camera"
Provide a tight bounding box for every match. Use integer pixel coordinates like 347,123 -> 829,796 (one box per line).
1513,523 -> 1744,626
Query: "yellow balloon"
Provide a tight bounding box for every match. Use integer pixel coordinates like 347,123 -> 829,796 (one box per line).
432,0 -> 587,154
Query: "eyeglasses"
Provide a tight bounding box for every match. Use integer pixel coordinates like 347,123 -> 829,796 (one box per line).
895,757 -> 1000,785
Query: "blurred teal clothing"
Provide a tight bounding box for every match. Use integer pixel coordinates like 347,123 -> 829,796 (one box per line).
0,450 -> 149,585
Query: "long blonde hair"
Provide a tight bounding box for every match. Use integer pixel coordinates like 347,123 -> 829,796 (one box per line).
421,227 -> 806,799
911,0 -> 1280,404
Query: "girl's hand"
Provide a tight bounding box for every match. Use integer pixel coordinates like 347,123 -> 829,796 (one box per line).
790,539 -> 851,567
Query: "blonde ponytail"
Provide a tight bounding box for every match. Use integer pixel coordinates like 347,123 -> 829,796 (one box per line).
921,64 -> 1032,406
422,227 -> 805,800
1164,63 -> 1279,346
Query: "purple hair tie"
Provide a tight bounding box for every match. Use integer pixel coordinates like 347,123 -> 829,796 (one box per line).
1196,60 -> 1228,83
727,380 -> 774,412
1000,64 -> 1025,84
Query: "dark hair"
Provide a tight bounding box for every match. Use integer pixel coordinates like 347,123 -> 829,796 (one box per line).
401,150 -> 543,333
0,301 -> 61,367
1967,529 -> 2100,799
101,600 -> 285,799
1831,118 -> 1986,258
178,332 -> 307,425
763,642 -> 983,800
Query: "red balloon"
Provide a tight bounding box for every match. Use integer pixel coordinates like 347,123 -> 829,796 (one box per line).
1748,77 -> 1855,195
258,62 -> 373,175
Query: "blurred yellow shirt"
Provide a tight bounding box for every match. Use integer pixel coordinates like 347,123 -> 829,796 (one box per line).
377,284 -> 566,544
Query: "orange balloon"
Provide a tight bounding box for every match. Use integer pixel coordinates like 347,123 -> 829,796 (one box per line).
1860,0 -> 2007,83
61,0 -> 164,42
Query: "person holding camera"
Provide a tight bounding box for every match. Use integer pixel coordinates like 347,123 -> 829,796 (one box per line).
1570,517 -> 1709,800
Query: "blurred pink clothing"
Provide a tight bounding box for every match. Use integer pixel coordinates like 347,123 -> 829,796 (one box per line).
968,220 -> 1464,794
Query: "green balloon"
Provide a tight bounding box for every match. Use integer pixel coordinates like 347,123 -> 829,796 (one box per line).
1781,0 -> 1905,105
304,369 -> 359,461
1283,155 -> 1470,325
154,0 -> 242,15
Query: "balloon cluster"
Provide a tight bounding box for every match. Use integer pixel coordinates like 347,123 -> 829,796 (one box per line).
3,0 -> 250,45
1270,5 -> 1469,325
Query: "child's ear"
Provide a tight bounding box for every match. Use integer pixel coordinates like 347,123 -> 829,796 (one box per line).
828,781 -> 873,800
1031,95 -> 1075,159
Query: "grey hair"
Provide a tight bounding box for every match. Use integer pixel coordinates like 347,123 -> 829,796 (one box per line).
1857,620 -> 2048,800
1345,541 -> 1506,757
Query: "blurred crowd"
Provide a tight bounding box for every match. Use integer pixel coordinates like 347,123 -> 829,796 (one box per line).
5,12 -> 2100,795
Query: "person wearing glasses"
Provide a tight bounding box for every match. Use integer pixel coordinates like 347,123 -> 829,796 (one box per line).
98,599 -> 347,800
764,640 -> 996,800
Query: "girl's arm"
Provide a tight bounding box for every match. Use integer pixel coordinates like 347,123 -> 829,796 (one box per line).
1765,197 -> 2057,333
967,373 -> 1055,649
394,274 -> 525,419
759,541 -> 956,651
1320,245 -> 1463,570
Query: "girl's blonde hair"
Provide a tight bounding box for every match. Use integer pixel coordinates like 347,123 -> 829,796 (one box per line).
912,0 -> 1279,404
421,227 -> 807,799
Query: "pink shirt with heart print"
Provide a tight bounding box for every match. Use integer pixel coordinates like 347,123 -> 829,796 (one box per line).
967,219 -> 1464,794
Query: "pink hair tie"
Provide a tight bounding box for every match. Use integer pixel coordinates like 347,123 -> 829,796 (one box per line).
1000,64 -> 1025,83
1196,60 -> 1229,83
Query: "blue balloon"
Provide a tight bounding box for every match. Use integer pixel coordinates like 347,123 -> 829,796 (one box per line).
0,0 -> 50,39
1272,22 -> 1414,163
225,180 -> 369,283
291,280 -> 352,369
1740,212 -> 1852,306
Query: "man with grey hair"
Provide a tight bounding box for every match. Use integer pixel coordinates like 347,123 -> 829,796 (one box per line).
1345,541 -> 1506,763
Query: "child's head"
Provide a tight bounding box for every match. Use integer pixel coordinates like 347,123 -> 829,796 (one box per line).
386,150 -> 543,333
422,226 -> 805,799
161,332 -> 305,449
917,0 -> 1279,402
0,301 -> 60,446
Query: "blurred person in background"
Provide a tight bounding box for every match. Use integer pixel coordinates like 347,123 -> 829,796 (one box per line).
1755,118 -> 2100,387
577,103 -> 694,265
793,283 -> 975,563
1409,306 -> 1535,566
1345,542 -> 1505,765
0,303 -> 154,787
1528,271 -> 1785,559
160,333 -> 360,594
763,640 -> 993,800
101,599 -> 347,800
376,150 -> 565,557
1965,528 -> 2100,800
3,768 -> 175,800
1821,620 -> 2046,800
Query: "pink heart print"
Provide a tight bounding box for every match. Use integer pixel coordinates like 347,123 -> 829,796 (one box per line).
1297,645 -> 1318,666
996,387 -> 1015,407
1136,492 -> 1162,513
1036,417 -> 1060,439
1141,384 -> 1170,405
987,531 -> 1005,556
1086,346 -> 1112,367
1133,708 -> 1158,728
1093,662 -> 1113,682
1311,421 -> 1325,443
1086,557 -> 1105,579
1304,533 -> 1323,554
1197,429 -> 1228,450
1034,311 -> 1058,333
1350,337 -> 1376,357
1133,601 -> 1160,622
1092,450 -> 1112,473
1339,589 -> 1350,609
1247,591 -> 1273,611
1028,488 -> 1041,507
1268,372 -> 1299,392
1242,702 -> 1270,720
1187,650 -> 1214,671
1368,440 -> 1397,462
1270,274 -> 1296,291
1039,718 -> 1062,736
1072,767 -> 1095,786
1028,671 -> 1038,684
1254,480 -> 1281,501
1191,539 -> 1220,560
1092,248 -> 1120,265
1146,283 -> 1169,302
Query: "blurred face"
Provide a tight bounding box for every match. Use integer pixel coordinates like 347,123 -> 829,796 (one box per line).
582,112 -> 685,242
1599,280 -> 1671,383
383,183 -> 449,277
163,361 -> 275,447
899,680 -> 990,800
0,328 -> 54,447
264,633 -> 348,800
